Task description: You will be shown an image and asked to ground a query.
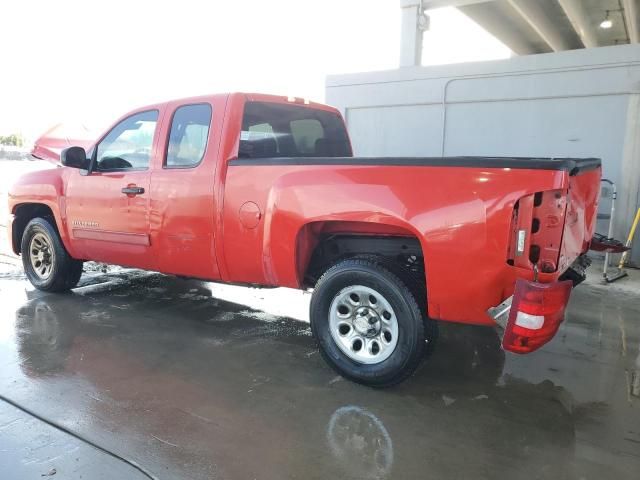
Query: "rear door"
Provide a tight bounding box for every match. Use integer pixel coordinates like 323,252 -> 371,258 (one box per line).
148,98 -> 224,279
65,109 -> 161,269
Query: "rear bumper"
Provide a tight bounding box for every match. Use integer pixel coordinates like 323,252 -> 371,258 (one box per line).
487,295 -> 513,329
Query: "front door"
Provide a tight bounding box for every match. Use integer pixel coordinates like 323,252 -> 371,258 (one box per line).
65,109 -> 161,269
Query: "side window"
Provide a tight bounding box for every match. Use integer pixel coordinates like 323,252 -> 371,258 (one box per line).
290,119 -> 324,154
165,104 -> 212,168
96,110 -> 158,171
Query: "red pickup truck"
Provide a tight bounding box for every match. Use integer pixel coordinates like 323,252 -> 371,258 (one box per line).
8,92 -> 601,386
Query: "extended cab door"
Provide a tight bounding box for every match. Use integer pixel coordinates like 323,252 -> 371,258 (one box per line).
65,109 -> 162,269
147,97 -> 225,279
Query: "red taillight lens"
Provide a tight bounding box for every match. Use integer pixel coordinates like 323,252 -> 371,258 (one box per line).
502,279 -> 573,354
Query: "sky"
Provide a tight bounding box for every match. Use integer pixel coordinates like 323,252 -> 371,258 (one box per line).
0,0 -> 511,140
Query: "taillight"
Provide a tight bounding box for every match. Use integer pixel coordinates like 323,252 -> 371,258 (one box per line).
502,278 -> 573,354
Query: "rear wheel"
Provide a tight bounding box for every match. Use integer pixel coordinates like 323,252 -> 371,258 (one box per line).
21,217 -> 83,292
310,258 -> 425,387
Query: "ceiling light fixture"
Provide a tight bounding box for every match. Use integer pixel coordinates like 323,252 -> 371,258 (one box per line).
600,11 -> 613,29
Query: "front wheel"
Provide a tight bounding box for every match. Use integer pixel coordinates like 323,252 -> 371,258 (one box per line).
21,217 -> 83,292
310,258 -> 426,387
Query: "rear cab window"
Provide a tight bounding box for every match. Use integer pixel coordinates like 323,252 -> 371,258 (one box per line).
165,103 -> 212,168
239,101 -> 352,159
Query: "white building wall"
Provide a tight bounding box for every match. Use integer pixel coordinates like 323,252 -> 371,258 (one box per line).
326,44 -> 640,265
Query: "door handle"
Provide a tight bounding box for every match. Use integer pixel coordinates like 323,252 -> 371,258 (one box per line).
121,186 -> 145,196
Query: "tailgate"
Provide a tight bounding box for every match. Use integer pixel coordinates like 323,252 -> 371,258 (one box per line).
557,163 -> 602,273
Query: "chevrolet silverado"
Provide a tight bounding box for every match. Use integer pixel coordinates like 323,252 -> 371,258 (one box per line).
8,93 -> 601,386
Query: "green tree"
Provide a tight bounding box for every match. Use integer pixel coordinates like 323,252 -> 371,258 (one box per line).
0,134 -> 25,147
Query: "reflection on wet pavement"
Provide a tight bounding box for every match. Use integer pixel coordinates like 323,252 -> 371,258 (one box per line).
327,405 -> 393,478
0,266 -> 639,479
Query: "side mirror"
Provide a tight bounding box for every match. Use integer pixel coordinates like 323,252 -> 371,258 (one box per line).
61,146 -> 90,170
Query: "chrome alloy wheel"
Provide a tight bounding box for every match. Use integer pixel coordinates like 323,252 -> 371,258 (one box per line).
29,232 -> 55,280
329,285 -> 399,364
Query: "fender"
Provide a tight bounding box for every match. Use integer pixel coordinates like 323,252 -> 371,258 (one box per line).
262,169 -> 427,288
8,167 -> 78,258
257,168 -> 489,315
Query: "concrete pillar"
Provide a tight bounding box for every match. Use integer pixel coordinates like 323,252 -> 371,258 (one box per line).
400,0 -> 423,67
622,0 -> 639,43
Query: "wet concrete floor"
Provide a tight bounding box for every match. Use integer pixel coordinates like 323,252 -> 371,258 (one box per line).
0,259 -> 639,479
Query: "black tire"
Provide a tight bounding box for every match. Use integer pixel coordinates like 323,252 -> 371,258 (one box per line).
21,217 -> 83,292
310,258 -> 425,387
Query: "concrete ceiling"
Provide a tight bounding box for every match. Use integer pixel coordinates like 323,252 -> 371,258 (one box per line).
423,0 -> 640,54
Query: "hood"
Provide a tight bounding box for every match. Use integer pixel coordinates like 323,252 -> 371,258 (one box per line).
31,123 -> 96,164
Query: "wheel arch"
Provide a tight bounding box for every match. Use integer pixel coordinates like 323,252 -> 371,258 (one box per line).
11,203 -> 61,255
295,220 -> 428,308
